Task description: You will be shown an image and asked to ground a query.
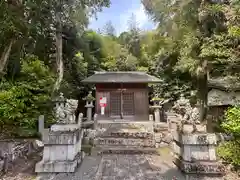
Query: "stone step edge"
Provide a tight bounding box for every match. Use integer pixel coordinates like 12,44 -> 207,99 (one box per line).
97,134 -> 154,139
94,138 -> 155,148
92,147 -> 158,155
95,145 -> 156,148
95,137 -> 155,141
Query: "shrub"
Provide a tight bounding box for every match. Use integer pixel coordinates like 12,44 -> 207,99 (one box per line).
217,106 -> 240,167
0,55 -> 55,138
217,140 -> 240,166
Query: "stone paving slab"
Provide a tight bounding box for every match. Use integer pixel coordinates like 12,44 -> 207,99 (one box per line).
98,154 -> 185,180
37,155 -> 102,180
37,153 -> 226,180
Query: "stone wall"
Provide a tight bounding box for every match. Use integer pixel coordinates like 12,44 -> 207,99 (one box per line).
0,139 -> 40,173
0,140 -> 30,162
154,122 -> 172,148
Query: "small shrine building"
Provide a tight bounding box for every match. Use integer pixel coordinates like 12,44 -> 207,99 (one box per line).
82,71 -> 162,121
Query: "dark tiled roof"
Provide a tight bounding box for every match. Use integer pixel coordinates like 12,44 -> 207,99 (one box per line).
82,71 -> 162,83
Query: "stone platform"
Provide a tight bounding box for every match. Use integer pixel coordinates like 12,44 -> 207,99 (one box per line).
35,124 -> 83,173
93,121 -> 156,154
172,131 -> 225,175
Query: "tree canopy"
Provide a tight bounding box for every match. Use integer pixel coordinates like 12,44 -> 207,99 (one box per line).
0,0 -> 240,139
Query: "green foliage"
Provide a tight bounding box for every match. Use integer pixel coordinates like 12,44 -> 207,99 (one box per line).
82,92 -> 95,101
62,52 -> 88,98
217,106 -> 240,166
142,0 -> 240,124
0,55 -> 55,137
221,106 -> 240,135
1,0 -> 240,139
217,140 -> 240,166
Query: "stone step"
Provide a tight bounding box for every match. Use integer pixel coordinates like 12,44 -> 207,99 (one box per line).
94,137 -> 155,147
92,146 -> 158,155
98,131 -> 154,139
96,121 -> 154,132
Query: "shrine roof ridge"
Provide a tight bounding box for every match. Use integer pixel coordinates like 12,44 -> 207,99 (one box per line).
82,71 -> 162,83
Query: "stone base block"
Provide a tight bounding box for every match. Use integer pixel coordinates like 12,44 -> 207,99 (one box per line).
51,124 -> 80,132
169,121 -> 206,133
43,141 -> 82,161
35,153 -> 81,173
173,157 -> 225,175
43,130 -> 82,145
172,142 -> 217,162
173,132 -> 218,145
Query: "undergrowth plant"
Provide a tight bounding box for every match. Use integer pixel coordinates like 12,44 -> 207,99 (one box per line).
0,55 -> 55,138
217,106 -> 240,167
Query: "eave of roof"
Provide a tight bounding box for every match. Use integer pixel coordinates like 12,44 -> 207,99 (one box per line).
82,71 -> 162,83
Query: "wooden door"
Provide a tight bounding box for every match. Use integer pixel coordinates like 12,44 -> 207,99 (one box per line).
110,91 -> 121,116
110,91 -> 135,119
122,92 -> 134,116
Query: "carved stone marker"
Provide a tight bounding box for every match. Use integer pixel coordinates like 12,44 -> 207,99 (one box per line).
35,93 -> 83,173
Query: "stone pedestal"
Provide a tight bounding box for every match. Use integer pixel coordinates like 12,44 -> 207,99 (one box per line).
152,105 -> 161,122
93,113 -> 98,130
85,101 -> 94,121
149,114 -> 154,121
35,124 -> 83,173
172,131 -> 225,175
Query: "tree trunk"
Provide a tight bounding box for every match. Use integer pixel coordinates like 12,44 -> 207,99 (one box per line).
0,39 -> 15,76
197,59 -> 209,131
53,7 -> 63,92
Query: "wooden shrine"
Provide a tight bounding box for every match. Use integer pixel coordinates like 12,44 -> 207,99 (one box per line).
82,71 -> 162,121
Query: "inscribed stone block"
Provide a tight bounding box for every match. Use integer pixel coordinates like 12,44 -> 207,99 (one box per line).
182,145 -> 216,161
43,132 -> 77,145
43,144 -> 79,161
181,133 -> 217,145
51,124 -> 79,132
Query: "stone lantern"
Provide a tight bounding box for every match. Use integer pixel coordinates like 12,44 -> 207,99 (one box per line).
83,91 -> 95,121
150,97 -> 164,123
